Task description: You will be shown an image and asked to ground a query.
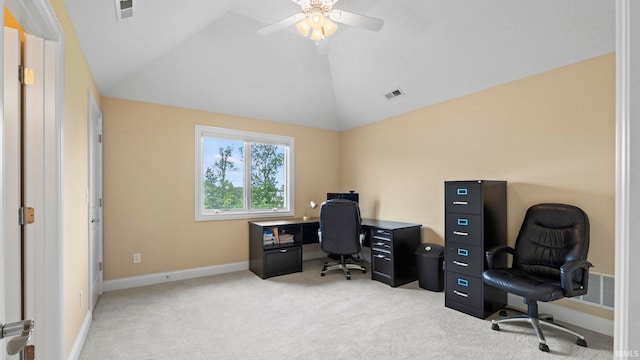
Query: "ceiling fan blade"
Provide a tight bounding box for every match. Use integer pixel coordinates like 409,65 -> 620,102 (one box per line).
258,13 -> 306,36
328,10 -> 384,31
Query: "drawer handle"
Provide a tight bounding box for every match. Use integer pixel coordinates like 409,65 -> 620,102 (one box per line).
453,231 -> 468,236
457,278 -> 469,287
375,255 -> 391,261
457,218 -> 469,226
453,260 -> 468,267
452,201 -> 468,205
280,249 -> 288,253
457,248 -> 469,257
456,188 -> 468,195
453,290 -> 469,298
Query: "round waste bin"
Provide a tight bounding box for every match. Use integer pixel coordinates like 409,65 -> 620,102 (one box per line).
415,243 -> 444,291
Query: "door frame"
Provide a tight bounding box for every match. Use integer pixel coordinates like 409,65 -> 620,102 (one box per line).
88,90 -> 103,311
1,0 -> 64,359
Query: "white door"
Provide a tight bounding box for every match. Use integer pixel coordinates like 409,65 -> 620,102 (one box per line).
88,93 -> 103,311
2,2 -> 64,358
1,26 -> 23,360
1,26 -> 49,360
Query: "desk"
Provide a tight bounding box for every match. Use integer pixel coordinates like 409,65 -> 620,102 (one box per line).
248,218 -> 421,287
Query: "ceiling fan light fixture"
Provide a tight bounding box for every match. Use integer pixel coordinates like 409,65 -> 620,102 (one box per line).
310,27 -> 324,41
322,17 -> 337,37
309,7 -> 324,25
296,19 -> 311,37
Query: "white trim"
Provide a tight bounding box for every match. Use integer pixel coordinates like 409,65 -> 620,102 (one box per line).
65,311 -> 92,360
615,0 -> 631,355
103,261 -> 249,292
507,294 -> 613,337
3,1 -> 65,359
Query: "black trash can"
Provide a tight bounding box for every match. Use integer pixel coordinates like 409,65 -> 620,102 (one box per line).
415,243 -> 444,291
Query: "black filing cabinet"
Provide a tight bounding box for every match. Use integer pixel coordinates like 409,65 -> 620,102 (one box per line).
444,180 -> 507,319
368,220 -> 422,287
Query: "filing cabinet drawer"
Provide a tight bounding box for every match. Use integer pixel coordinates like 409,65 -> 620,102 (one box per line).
446,272 -> 483,309
445,213 -> 482,246
371,228 -> 392,241
264,246 -> 302,278
372,249 -> 392,277
445,182 -> 482,214
446,242 -> 483,276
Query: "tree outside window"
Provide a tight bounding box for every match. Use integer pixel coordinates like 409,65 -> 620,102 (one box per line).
195,126 -> 293,221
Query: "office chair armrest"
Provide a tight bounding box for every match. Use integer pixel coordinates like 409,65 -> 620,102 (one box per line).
485,245 -> 514,269
560,260 -> 593,297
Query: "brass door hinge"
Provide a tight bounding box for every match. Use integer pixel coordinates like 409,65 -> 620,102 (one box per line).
25,345 -> 35,360
19,207 -> 35,225
19,65 -> 35,86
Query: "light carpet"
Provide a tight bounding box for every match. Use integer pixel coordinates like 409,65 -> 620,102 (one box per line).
79,258 -> 612,359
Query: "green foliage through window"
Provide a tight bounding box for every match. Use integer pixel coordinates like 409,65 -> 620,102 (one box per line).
196,126 -> 293,220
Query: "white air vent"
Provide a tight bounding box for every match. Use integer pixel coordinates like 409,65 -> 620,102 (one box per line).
384,88 -> 404,100
569,271 -> 614,309
115,0 -> 134,21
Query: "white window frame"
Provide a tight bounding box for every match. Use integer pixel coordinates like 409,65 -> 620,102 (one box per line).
195,125 -> 294,221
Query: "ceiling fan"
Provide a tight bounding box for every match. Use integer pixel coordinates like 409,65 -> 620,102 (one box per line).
257,0 -> 384,42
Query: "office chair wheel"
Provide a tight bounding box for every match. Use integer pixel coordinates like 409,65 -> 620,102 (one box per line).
576,339 -> 587,347
346,275 -> 351,280
539,343 -> 549,352
361,269 -> 366,273
499,310 -> 508,316
321,273 -> 326,277
491,323 -> 500,331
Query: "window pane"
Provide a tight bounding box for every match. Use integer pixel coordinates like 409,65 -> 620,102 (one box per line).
202,138 -> 244,210
250,144 -> 285,209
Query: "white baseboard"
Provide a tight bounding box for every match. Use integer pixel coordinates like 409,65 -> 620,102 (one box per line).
507,294 -> 613,336
67,311 -> 92,360
103,261 -> 248,292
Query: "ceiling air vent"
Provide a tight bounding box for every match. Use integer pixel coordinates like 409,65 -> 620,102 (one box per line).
384,88 -> 404,100
115,0 -> 134,21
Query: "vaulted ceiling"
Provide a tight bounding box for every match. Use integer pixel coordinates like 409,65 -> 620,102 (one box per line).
63,0 -> 615,131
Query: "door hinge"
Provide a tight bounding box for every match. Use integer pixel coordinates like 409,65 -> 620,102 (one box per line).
25,345 -> 35,360
19,65 -> 35,86
19,207 -> 35,225
98,134 -> 102,143
99,262 -> 103,271
99,198 -> 103,207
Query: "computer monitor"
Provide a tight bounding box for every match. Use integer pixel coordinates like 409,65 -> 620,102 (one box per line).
327,191 -> 359,203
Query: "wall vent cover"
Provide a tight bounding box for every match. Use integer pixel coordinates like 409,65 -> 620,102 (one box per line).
568,271 -> 614,310
384,88 -> 404,100
116,0 -> 134,20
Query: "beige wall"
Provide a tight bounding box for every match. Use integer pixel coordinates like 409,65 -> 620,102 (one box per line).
342,53 -> 615,319
101,97 -> 341,280
48,0 -> 101,357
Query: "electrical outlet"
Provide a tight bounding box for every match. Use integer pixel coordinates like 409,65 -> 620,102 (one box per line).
133,253 -> 141,264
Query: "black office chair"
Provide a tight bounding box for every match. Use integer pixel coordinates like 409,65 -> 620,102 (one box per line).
483,203 -> 592,352
318,199 -> 367,280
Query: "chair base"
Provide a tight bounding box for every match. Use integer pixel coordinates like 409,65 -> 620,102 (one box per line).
491,301 -> 588,352
321,255 -> 366,280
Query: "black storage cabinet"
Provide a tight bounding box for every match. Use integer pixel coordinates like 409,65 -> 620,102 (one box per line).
415,243 -> 444,291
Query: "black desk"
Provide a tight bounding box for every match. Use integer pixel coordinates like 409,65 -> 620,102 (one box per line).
248,218 -> 421,287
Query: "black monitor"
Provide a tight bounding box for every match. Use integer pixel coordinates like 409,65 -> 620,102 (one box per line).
327,191 -> 358,203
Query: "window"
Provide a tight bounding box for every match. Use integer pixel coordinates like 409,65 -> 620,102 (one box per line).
195,125 -> 294,220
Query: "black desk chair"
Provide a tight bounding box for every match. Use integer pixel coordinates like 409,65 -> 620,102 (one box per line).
483,203 -> 593,352
318,199 -> 366,280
